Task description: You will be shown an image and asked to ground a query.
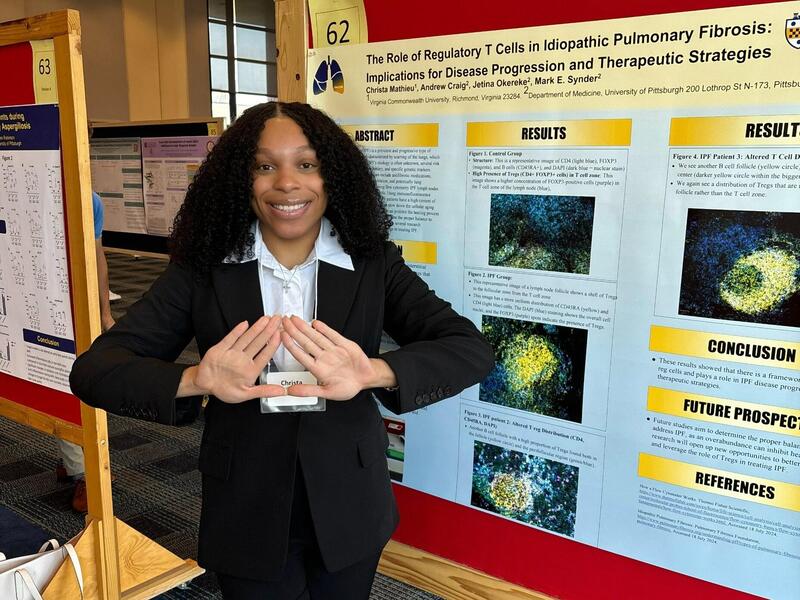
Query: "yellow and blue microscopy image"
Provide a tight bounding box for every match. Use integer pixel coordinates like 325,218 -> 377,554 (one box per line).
679,209 -> 800,327
479,316 -> 587,422
488,194 -> 595,274
471,440 -> 579,536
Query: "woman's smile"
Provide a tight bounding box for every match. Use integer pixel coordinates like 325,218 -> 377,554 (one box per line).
268,200 -> 311,216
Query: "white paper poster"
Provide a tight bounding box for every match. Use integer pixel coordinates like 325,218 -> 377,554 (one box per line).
311,3 -> 800,598
89,137 -> 146,234
0,104 -> 75,392
141,136 -> 217,236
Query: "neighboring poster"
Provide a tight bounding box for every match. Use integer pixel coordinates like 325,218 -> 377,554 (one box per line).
0,104 -> 75,393
89,137 -> 147,234
310,2 -> 800,598
141,136 -> 217,236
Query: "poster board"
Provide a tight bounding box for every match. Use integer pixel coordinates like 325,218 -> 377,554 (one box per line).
0,11 -> 203,599
278,0 -> 800,598
0,29 -> 83,433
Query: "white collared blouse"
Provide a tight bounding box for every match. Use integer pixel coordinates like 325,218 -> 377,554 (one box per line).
235,217 -> 354,371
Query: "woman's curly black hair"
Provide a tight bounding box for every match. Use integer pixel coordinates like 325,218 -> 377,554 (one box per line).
169,102 -> 392,276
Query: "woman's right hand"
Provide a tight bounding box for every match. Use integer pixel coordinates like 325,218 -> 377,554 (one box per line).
178,315 -> 285,403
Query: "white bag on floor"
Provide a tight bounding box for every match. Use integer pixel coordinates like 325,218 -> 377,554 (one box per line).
0,538 -> 83,600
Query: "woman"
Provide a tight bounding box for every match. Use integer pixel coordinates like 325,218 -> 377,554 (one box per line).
70,102 -> 493,599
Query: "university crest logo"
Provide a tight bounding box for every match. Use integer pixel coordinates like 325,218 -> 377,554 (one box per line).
786,13 -> 800,49
312,57 -> 345,95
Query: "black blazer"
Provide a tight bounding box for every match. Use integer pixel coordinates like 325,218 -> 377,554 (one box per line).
70,242 -> 493,580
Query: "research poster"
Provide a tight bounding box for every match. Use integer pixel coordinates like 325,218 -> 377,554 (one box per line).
141,136 -> 217,236
0,104 -> 75,393
89,137 -> 147,234
310,3 -> 800,598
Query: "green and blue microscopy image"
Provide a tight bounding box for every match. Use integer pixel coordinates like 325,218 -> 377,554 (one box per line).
471,440 -> 579,536
479,316 -> 586,422
488,194 -> 595,274
679,209 -> 800,326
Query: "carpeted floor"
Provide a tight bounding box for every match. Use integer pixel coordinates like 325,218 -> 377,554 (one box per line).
0,251 -> 441,600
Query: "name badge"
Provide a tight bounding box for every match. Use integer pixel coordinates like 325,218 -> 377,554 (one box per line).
263,370 -> 319,407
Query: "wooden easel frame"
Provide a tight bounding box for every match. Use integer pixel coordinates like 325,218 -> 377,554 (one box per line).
0,10 -> 203,599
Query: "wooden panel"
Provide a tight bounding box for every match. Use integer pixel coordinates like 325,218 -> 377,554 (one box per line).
380,541 -> 553,600
155,0 -> 189,119
78,0 -> 130,122
276,0 -> 307,102
184,0 -> 212,118
121,0 -> 161,120
0,1 -> 25,22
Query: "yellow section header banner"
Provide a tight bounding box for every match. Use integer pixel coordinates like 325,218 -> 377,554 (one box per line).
670,115 -> 800,146
649,325 -> 799,371
647,387 -> 800,436
466,119 -> 631,147
639,453 -> 800,512
392,240 -> 437,265
341,123 -> 439,147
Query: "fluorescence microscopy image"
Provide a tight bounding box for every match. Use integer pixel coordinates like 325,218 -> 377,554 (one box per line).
488,194 -> 595,274
479,316 -> 587,422
471,440 -> 579,536
679,209 -> 800,326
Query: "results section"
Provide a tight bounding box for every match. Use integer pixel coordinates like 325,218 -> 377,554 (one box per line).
455,118 -> 630,546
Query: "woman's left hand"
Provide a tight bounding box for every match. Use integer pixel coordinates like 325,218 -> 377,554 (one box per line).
280,316 -> 396,400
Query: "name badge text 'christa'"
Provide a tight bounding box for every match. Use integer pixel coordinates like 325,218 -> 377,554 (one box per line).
260,370 -> 323,413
